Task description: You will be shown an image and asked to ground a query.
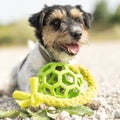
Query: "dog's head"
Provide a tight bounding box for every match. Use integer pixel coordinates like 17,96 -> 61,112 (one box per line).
29,5 -> 93,62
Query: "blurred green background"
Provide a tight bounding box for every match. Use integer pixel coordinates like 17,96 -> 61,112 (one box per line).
0,0 -> 120,46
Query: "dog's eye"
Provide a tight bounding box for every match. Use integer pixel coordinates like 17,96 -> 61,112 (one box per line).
75,17 -> 82,23
50,19 -> 61,27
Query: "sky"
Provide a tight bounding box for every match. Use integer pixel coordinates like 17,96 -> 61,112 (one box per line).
0,0 -> 120,24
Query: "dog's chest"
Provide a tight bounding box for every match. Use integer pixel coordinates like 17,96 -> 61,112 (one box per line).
17,45 -> 47,91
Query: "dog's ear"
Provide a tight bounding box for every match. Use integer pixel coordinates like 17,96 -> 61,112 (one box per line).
75,5 -> 93,29
28,10 -> 45,30
83,12 -> 93,29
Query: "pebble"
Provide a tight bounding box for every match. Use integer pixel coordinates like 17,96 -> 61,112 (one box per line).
40,103 -> 48,110
96,111 -> 107,120
5,118 -> 12,120
23,118 -> 31,120
113,109 -> 120,119
71,115 -> 82,120
57,111 -> 71,120
87,98 -> 101,110
48,106 -> 56,111
0,91 -> 120,120
98,97 -> 107,107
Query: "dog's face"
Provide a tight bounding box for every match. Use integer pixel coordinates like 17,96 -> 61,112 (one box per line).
29,5 -> 93,62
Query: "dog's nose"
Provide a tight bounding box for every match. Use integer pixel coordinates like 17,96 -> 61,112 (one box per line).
71,31 -> 82,40
70,26 -> 82,40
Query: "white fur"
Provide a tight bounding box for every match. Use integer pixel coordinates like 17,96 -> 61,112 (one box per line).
27,40 -> 36,50
11,43 -> 47,92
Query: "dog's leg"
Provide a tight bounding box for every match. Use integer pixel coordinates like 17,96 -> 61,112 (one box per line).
6,66 -> 19,96
0,65 -> 18,96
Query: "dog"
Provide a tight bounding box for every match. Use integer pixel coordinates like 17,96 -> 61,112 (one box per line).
3,5 -> 93,95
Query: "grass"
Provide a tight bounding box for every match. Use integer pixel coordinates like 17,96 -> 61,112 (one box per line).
0,20 -> 120,46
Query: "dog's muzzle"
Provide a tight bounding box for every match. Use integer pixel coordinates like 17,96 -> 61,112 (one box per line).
70,25 -> 82,41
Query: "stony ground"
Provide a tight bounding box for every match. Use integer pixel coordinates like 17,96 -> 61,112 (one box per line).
0,41 -> 120,120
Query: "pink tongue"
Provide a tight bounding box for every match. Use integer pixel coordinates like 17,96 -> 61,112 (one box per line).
65,43 -> 80,55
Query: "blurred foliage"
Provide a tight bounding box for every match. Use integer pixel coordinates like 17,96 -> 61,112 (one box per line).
0,20 -> 36,46
93,1 -> 110,24
111,5 -> 120,23
90,0 -> 120,41
0,1 -> 120,46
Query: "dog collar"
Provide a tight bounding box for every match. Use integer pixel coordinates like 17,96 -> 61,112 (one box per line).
38,43 -> 56,62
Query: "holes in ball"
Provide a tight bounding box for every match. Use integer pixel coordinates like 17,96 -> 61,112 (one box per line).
38,85 -> 51,95
62,73 -> 74,85
68,88 -> 80,98
77,77 -> 83,86
55,66 -> 65,71
45,88 -> 51,94
54,86 -> 65,97
46,73 -> 58,85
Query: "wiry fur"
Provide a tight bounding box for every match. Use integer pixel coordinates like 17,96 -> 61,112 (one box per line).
29,5 -> 92,62
1,5 -> 93,95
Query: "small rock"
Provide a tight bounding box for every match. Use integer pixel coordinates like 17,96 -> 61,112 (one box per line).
105,106 -> 113,114
117,98 -> 120,104
96,111 -> 107,120
57,111 -> 71,120
99,107 -> 105,112
98,97 -> 108,107
5,118 -> 12,120
87,98 -> 101,110
71,115 -> 82,120
82,116 -> 90,120
48,106 -> 56,113
114,109 -> 120,119
64,118 -> 71,120
48,106 -> 56,111
40,103 -> 48,110
57,116 -> 71,120
23,118 -> 31,120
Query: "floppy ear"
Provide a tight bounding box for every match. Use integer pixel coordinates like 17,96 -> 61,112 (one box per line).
28,10 -> 45,30
75,5 -> 93,29
83,12 -> 93,29
28,6 -> 48,45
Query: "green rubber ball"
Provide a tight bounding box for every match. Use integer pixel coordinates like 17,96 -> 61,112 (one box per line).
38,62 -> 84,98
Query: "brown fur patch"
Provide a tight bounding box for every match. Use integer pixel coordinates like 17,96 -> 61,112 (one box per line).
48,9 -> 66,21
42,26 -> 59,46
80,29 -> 88,44
42,25 -> 88,47
70,8 -> 82,18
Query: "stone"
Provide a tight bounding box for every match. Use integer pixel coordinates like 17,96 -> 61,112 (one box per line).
71,115 -> 82,120
114,109 -> 120,119
57,111 -> 71,120
96,111 -> 107,120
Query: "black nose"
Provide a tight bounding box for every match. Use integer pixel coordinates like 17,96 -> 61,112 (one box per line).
71,31 -> 82,40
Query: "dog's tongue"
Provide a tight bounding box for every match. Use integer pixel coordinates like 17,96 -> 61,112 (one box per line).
65,43 -> 80,55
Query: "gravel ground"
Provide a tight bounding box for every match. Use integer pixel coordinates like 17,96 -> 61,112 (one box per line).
0,41 -> 120,120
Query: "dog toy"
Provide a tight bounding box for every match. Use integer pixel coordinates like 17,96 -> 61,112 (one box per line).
13,62 -> 97,108
38,62 -> 84,98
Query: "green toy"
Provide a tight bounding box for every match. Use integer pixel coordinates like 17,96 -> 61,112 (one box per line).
13,62 -> 97,108
38,62 -> 84,98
